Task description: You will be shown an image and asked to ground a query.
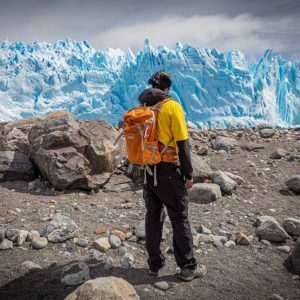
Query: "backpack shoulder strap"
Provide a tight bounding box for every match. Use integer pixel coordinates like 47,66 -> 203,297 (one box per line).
152,98 -> 171,110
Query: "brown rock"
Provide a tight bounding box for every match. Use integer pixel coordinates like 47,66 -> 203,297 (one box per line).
93,237 -> 111,252
94,226 -> 107,234
236,232 -> 250,246
20,261 -> 42,275
111,230 -> 127,241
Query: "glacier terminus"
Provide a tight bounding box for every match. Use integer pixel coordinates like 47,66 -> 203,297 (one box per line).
0,38 -> 299,128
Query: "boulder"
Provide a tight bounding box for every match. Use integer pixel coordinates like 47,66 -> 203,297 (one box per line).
285,175 -> 300,194
42,213 -> 79,243
20,261 -> 42,275
223,172 -> 244,185
255,219 -> 289,242
239,142 -> 266,151
0,239 -> 13,250
0,151 -> 35,181
188,183 -> 221,203
28,111 -> 119,190
290,237 -> 300,273
212,136 -> 237,151
212,171 -> 238,195
283,218 -> 300,236
64,276 -> 140,300
191,153 -> 213,183
253,216 -> 278,228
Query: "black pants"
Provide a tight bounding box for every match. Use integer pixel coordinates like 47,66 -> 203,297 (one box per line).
143,162 -> 197,272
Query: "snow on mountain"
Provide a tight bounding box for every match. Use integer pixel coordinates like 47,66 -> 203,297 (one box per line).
0,38 -> 299,128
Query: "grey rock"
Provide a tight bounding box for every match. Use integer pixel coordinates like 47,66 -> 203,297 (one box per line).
218,229 -> 233,240
121,253 -> 135,267
212,235 -> 228,244
196,225 -> 212,235
261,239 -> 271,246
269,294 -> 284,300
213,240 -> 224,248
240,142 -> 265,151
256,220 -> 289,242
154,281 -> 170,291
76,238 -> 89,248
17,230 -> 29,246
291,237 -> 300,273
270,149 -> 286,159
0,228 -> 5,242
32,237 -> 48,249
253,216 -> 278,228
0,151 -> 35,182
223,172 -> 244,185
42,213 -> 79,243
283,218 -> 300,236
198,234 -> 214,243
277,246 -> 291,254
285,175 -> 300,194
212,171 -> 238,195
188,183 -> 221,203
224,240 -> 236,248
5,229 -> 19,242
212,136 -> 237,151
87,249 -> 106,261
109,235 -> 122,249
27,230 -> 40,242
259,128 -> 275,138
61,261 -> 90,286
0,239 -> 13,250
118,246 -> 128,256
191,153 -> 213,183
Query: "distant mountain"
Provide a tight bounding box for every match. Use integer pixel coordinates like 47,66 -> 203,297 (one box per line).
0,38 -> 299,128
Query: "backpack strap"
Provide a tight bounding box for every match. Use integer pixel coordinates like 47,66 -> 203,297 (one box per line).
160,136 -> 174,153
152,98 -> 170,110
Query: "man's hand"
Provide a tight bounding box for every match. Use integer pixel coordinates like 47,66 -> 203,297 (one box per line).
185,179 -> 193,190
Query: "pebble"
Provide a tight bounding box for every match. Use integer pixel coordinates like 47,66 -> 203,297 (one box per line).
261,240 -> 271,246
118,246 -> 128,256
224,241 -> 236,248
31,237 -> 48,249
94,226 -> 107,234
20,261 -> 42,274
277,246 -> 290,254
213,240 -> 224,248
76,238 -> 89,248
269,294 -> 284,300
154,281 -> 170,291
111,230 -> 126,241
6,228 -> 19,242
93,237 -> 111,252
236,232 -> 251,246
121,253 -> 134,267
109,235 -> 122,248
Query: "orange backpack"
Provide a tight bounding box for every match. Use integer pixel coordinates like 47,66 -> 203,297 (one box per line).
121,99 -> 176,185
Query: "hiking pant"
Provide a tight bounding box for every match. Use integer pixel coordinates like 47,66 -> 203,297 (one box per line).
143,162 -> 197,272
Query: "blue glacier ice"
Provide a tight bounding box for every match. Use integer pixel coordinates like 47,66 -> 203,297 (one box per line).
0,38 -> 299,128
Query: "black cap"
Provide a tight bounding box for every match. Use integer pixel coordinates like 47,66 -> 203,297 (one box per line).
148,71 -> 172,90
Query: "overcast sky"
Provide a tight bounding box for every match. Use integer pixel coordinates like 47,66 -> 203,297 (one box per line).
0,0 -> 299,59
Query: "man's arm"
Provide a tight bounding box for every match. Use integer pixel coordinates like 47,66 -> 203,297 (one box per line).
177,140 -> 193,180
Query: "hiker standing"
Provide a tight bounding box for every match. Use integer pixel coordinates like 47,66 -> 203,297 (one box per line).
131,71 -> 207,281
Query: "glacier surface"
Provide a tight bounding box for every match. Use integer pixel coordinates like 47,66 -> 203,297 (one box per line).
0,38 -> 299,128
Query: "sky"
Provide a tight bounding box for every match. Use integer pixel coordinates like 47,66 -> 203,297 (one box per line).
0,0 -> 299,59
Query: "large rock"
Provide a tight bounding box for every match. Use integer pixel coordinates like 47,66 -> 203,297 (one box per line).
0,151 -> 35,181
283,218 -> 300,236
27,111 -> 120,190
64,276 -> 140,300
0,118 -> 40,157
188,183 -> 221,203
285,175 -> 300,194
212,171 -> 238,195
61,262 -> 90,287
191,153 -> 213,183
212,136 -> 237,151
239,142 -> 266,151
255,218 -> 290,242
290,237 -> 300,273
259,128 -> 275,138
42,213 -> 79,243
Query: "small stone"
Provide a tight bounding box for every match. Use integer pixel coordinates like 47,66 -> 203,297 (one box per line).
236,232 -> 250,246
277,246 -> 290,254
7,209 -> 18,216
0,229 -> 5,242
283,218 -> 300,236
285,175 -> 300,194
109,235 -> 122,248
118,246 -> 128,256
292,275 -> 300,280
32,237 -> 48,249
213,240 -> 224,248
259,128 -> 275,138
261,239 -> 271,246
165,246 -> 174,254
212,171 -> 238,195
27,230 -> 40,242
87,249 -> 105,261
0,239 -> 13,250
224,241 -> 236,248
111,230 -> 126,241
196,225 -> 212,235
269,294 -> 284,300
154,281 -> 170,291
199,234 -> 213,243
61,262 -> 90,286
126,232 -> 132,239
17,230 -> 29,246
94,226 -> 107,234
20,261 -> 42,275
134,220 -> 145,239
93,237 -> 111,252
15,208 -> 22,213
193,234 -> 200,247
212,235 -> 228,244
197,146 -> 208,156
76,238 -> 89,248
121,253 -> 134,267
255,219 -> 289,242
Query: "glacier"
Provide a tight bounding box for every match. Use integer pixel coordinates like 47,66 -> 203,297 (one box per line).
0,38 -> 299,128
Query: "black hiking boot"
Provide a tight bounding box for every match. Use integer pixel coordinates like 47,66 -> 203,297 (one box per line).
178,264 -> 207,282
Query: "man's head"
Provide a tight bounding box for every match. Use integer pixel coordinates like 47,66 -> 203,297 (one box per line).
148,71 -> 172,93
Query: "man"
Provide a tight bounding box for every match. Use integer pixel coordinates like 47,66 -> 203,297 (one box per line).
138,71 -> 207,281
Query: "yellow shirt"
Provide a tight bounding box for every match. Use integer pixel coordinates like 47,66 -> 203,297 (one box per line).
157,99 -> 188,150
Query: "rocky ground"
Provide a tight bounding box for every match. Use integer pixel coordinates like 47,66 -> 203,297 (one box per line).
0,126 -> 300,300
